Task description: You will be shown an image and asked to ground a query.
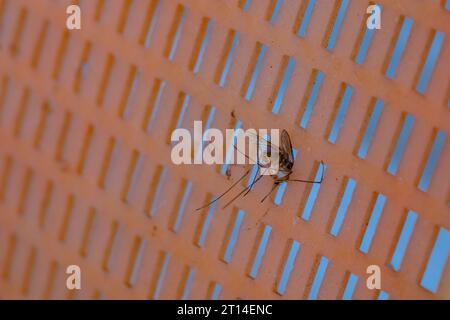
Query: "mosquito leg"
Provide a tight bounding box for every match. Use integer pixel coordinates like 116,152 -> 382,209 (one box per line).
195,168 -> 251,211
288,161 -> 326,184
222,174 -> 264,209
260,183 -> 279,203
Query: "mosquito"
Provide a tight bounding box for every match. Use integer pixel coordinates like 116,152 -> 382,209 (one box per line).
195,129 -> 325,211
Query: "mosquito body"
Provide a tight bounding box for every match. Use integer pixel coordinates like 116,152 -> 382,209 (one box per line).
196,130 -> 324,211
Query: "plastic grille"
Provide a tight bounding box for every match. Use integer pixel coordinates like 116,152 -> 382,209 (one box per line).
0,0 -> 449,299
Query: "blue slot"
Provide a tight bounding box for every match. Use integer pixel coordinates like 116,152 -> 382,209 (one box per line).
274,149 -> 297,205
168,7 -> 187,61
342,273 -> 358,300
277,240 -> 300,295
197,201 -> 217,248
385,17 -> 413,79
300,70 -> 324,129
270,0 -> 283,24
181,268 -> 196,299
146,80 -> 166,134
378,291 -> 390,300
359,194 -> 387,254
122,70 -> 140,119
326,0 -> 350,51
172,181 -> 192,233
390,210 -> 417,271
272,56 -> 295,114
308,256 -> 329,300
330,178 -> 357,236
219,32 -> 240,87
301,163 -> 326,221
223,209 -> 246,263
221,121 -> 242,175
416,32 -> 444,94
153,252 -> 171,299
193,20 -> 213,74
418,130 -> 447,192
125,152 -> 145,203
195,106 -> 216,162
144,0 -> 162,48
211,283 -> 222,300
249,225 -> 272,279
245,44 -> 267,101
297,0 -> 316,38
421,227 -> 450,293
328,85 -> 353,144
357,99 -> 384,159
355,29 -> 375,64
446,0 -> 450,10
174,94 -> 190,134
387,113 -> 415,175
150,166 -> 168,217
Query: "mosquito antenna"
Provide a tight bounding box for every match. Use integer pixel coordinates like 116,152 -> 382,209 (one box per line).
288,161 -> 325,184
195,168 -> 251,211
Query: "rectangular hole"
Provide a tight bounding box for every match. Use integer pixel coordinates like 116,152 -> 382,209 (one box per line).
241,42 -> 267,101
164,4 -> 187,61
274,149 -> 298,205
9,8 -> 28,57
386,113 -> 415,175
359,193 -> 387,254
13,87 -> 30,138
96,53 -> 115,107
52,30 -> 70,80
79,207 -> 97,257
208,282 -> 222,300
417,129 -> 447,192
94,0 -> 105,22
1,233 -> 17,281
118,65 -> 140,119
238,0 -> 252,12
248,224 -> 272,279
356,98 -> 384,159
329,177 -> 357,236
389,210 -> 418,271
271,56 -> 295,114
299,69 -> 324,129
420,227 -> 450,293
266,0 -> 283,24
307,255 -> 329,300
42,260 -> 58,299
76,125 -> 94,175
194,105 -> 216,163
170,179 -> 193,233
215,29 -> 239,87
195,197 -> 217,248
54,111 -> 73,162
0,76 -> 9,120
0,155 -> 12,203
189,17 -> 213,75
30,20 -> 49,69
121,149 -> 144,204
220,120 -> 242,176
167,92 -> 190,145
301,162 -> 326,221
378,290 -> 389,300
21,247 -> 36,296
97,137 -> 120,190
38,180 -> 54,228
144,165 -> 168,218
102,220 -> 121,272
17,167 -> 33,216
58,194 -> 75,242
295,0 -> 316,38
275,239 -> 300,295
179,266 -> 196,299
125,236 -> 147,287
384,16 -> 413,79
323,0 -> 350,51
73,41 -> 92,94
221,209 -> 246,263
342,272 -> 358,300
327,84 -> 353,144
149,251 -> 170,299
353,3 -> 381,64
116,0 -> 132,34
33,101 -> 51,150
139,0 -> 161,48
142,78 -> 166,134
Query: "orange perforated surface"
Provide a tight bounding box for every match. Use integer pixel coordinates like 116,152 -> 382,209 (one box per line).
0,0 -> 449,300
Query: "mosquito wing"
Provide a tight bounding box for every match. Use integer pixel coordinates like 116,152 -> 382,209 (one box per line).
280,129 -> 294,164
